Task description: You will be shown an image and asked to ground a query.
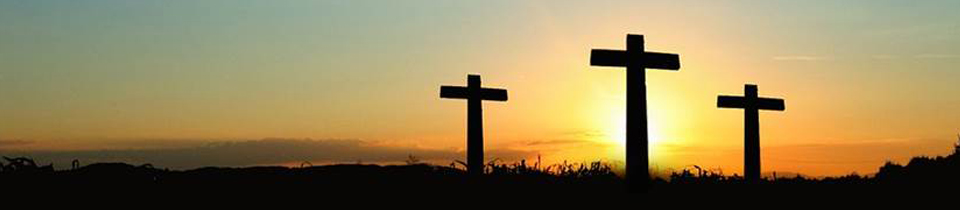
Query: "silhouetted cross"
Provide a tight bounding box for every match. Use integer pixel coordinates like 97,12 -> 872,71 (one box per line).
717,84 -> 785,183
590,34 -> 680,190
440,74 -> 508,176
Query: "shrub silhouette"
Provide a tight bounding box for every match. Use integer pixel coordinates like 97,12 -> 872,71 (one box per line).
875,135 -> 960,185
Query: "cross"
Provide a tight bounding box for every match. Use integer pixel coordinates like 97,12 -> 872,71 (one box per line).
717,84 -> 785,183
440,74 -> 508,176
590,34 -> 680,190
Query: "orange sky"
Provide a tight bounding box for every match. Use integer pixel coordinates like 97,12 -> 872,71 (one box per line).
1,1 -> 959,176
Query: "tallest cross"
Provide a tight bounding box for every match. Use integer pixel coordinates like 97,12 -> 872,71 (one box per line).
590,34 -> 680,190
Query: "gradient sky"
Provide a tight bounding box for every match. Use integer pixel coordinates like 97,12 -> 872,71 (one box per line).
1,0 -> 959,176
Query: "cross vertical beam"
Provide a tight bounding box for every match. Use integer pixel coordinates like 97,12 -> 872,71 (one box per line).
743,85 -> 760,183
625,35 -> 648,191
466,75 -> 484,175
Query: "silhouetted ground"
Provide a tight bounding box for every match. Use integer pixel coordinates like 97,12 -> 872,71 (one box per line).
4,142 -> 960,195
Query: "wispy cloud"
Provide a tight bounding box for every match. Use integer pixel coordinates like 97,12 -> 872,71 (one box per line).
523,139 -> 597,146
559,129 -> 607,138
760,138 -> 957,175
0,139 -> 34,147
871,55 -> 900,60
772,55 -> 830,61
915,54 -> 960,59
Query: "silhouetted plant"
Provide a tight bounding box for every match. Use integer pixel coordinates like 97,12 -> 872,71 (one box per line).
1,156 -> 53,173
955,133 -> 960,154
483,159 -> 617,181
405,155 -> 421,165
669,165 -> 735,185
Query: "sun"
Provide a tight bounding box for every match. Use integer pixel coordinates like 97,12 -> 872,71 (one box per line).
601,108 -> 665,160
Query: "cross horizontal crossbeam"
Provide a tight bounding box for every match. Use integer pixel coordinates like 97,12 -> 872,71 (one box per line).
717,96 -> 785,111
440,87 -> 508,101
590,49 -> 681,70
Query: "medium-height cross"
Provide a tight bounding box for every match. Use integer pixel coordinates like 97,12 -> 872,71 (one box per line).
440,74 -> 508,176
590,34 -> 680,190
717,84 -> 785,183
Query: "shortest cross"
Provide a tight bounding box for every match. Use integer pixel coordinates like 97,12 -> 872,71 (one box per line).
440,74 -> 508,176
717,84 -> 785,183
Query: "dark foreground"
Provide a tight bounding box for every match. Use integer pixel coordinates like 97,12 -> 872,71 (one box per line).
1,156 -> 958,196
5,142 -> 960,196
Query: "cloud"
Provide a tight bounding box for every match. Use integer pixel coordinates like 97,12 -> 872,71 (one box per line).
764,138 -> 953,162
523,139 -> 593,146
0,138 -> 536,170
915,54 -> 960,59
871,55 -> 899,60
758,138 -> 957,175
0,139 -> 34,147
772,55 -> 830,61
641,137 -> 959,176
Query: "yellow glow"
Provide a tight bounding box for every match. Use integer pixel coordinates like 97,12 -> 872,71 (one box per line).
599,102 -> 667,162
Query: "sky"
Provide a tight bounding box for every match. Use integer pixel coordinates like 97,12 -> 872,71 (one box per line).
1,0 -> 959,176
